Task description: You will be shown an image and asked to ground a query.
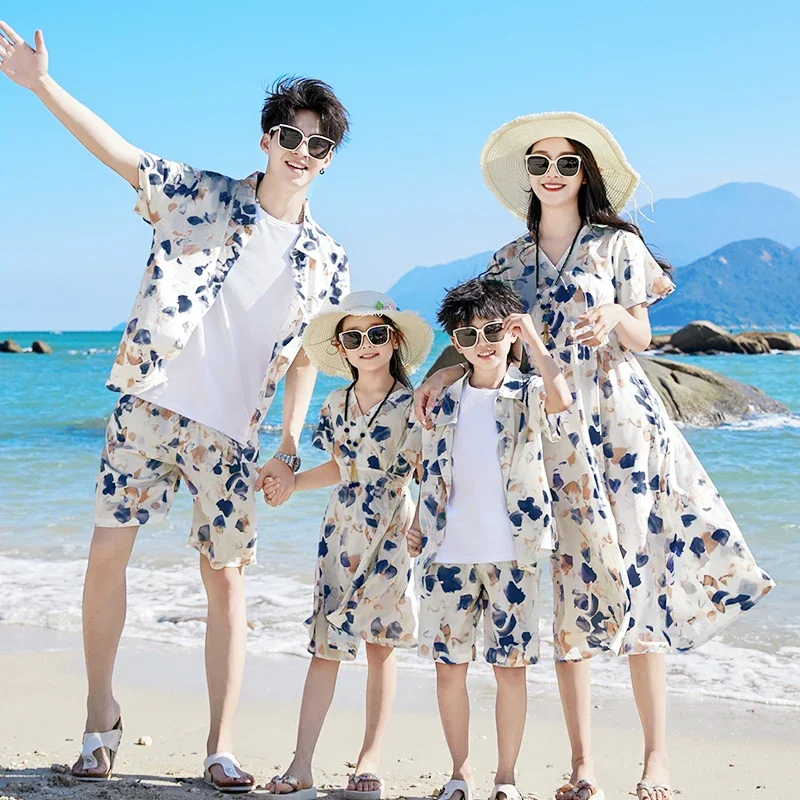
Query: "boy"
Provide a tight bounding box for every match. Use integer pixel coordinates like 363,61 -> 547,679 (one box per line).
407,278 -> 572,800
0,20 -> 349,790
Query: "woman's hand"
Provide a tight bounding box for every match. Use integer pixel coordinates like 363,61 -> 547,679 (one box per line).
501,312 -> 543,350
0,23 -> 48,91
574,304 -> 627,347
413,365 -> 463,429
406,526 -> 423,557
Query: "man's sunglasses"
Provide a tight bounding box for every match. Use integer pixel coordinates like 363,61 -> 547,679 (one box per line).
338,325 -> 394,351
525,153 -> 582,177
452,321 -> 506,349
269,124 -> 336,160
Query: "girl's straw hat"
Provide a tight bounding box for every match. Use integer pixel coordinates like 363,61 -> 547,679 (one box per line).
302,290 -> 434,379
480,111 -> 639,218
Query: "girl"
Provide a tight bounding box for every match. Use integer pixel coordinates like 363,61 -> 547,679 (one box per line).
417,112 -> 775,800
260,290 -> 433,800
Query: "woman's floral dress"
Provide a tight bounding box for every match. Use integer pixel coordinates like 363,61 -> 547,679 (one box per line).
306,385 -> 419,661
488,224 -> 775,661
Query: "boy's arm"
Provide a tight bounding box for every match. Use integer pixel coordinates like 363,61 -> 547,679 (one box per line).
1,23 -> 140,187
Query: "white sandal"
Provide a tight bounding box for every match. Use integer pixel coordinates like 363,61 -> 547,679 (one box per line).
344,772 -> 385,800
72,717 -> 123,781
265,774 -> 318,800
203,752 -> 255,794
489,784 -> 523,800
438,779 -> 474,800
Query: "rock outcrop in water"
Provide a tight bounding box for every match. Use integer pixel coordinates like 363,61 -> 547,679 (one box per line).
425,346 -> 789,427
31,340 -> 52,354
650,320 -> 800,355
0,339 -> 23,353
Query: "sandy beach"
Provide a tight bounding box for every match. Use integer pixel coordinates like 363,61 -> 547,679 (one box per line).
1,625 -> 796,800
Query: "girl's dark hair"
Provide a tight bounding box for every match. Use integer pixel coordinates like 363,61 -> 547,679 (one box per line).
526,138 -> 673,276
437,278 -> 523,335
261,76 -> 350,146
334,316 -> 412,389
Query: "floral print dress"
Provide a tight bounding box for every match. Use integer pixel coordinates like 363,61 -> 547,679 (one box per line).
306,385 -> 419,661
488,224 -> 775,661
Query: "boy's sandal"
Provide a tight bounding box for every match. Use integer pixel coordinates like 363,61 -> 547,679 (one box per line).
264,775 -> 318,800
344,772 -> 385,800
437,779 -> 474,800
636,782 -> 673,800
203,752 -> 255,794
554,779 -> 605,800
71,717 -> 123,781
489,784 -> 523,800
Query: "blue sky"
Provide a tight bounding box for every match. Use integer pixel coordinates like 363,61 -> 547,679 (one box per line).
1,0 -> 798,330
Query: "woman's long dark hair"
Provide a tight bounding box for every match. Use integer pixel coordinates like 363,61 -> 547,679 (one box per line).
334,315 -> 413,389
526,139 -> 673,276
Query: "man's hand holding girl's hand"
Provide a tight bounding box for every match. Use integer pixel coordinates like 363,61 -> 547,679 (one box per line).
406,526 -> 423,557
255,458 -> 295,507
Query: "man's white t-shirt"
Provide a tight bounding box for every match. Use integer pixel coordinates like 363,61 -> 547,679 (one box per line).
434,380 -> 519,565
136,206 -> 299,445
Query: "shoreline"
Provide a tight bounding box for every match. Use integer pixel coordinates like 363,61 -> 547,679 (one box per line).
1,625 -> 798,799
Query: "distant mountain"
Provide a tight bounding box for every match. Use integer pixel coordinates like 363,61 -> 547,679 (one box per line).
649,238 -> 800,328
636,182 -> 800,266
389,251 -> 493,324
111,322 -> 126,332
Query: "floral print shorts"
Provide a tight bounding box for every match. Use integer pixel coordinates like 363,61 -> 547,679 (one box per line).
418,561 -> 539,667
94,395 -> 259,569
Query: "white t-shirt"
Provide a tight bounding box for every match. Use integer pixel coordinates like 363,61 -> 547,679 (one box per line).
136,206 -> 299,445
434,381 -> 518,565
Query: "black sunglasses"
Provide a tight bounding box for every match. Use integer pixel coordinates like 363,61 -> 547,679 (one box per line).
525,154 -> 582,177
338,325 -> 393,351
269,124 -> 336,160
452,321 -> 506,349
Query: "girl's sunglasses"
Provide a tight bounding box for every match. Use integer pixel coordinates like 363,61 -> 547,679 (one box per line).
269,124 -> 336,160
525,153 -> 582,177
338,324 -> 393,351
452,321 -> 506,349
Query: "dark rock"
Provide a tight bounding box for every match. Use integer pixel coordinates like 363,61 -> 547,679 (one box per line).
670,321 -> 745,353
733,334 -> 771,354
0,339 -> 23,353
31,340 -> 52,354
738,331 -> 800,351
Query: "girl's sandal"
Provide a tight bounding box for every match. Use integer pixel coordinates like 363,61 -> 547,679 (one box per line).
554,778 -> 605,800
71,717 -> 123,781
203,752 -> 255,794
344,772 -> 385,800
489,784 -> 523,800
437,779 -> 474,800
636,782 -> 673,800
265,775 -> 318,800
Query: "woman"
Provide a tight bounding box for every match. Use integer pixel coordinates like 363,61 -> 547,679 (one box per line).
416,112 -> 775,800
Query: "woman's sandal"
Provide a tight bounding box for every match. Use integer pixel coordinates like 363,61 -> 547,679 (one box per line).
554,778 -> 605,800
344,772 -> 385,800
437,779 -> 474,800
489,784 -> 523,800
636,782 -> 673,800
71,717 -> 123,781
265,774 -> 318,800
203,752 -> 255,794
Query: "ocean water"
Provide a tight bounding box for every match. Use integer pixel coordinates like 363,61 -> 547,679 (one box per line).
1,331 -> 798,705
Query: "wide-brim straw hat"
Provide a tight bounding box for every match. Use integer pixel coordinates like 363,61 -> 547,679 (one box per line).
302,290 -> 434,380
480,111 -> 639,219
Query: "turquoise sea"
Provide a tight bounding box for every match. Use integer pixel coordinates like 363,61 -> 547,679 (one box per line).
1,331 -> 798,704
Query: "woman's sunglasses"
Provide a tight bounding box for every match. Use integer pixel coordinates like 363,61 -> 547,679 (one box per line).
338,324 -> 394,351
269,124 -> 336,160
525,153 -> 582,177
452,321 -> 506,349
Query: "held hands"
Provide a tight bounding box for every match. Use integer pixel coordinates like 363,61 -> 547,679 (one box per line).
0,23 -> 48,90
255,457 -> 296,507
406,526 -> 423,557
574,304 -> 626,348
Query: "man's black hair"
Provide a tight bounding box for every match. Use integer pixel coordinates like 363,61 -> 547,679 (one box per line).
437,278 -> 523,334
261,76 -> 350,146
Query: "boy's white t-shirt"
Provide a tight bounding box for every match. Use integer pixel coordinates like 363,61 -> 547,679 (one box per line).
434,380 -> 519,565
136,206 -> 299,445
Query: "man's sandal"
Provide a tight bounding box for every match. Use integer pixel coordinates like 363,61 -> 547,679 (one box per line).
344,772 -> 385,800
437,779 -> 474,800
203,752 -> 255,794
265,775 -> 318,800
71,717 -> 123,781
636,782 -> 673,800
554,778 -> 605,800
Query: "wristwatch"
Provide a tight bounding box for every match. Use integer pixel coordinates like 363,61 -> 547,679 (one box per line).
274,452 -> 302,473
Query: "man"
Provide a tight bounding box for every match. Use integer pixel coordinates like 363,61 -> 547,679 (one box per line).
0,20 -> 349,792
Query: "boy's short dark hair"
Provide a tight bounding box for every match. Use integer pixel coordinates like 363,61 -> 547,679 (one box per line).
437,278 -> 524,334
261,76 -> 350,147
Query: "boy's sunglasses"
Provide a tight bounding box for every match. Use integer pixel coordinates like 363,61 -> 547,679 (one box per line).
525,153 -> 582,177
338,324 -> 393,351
452,321 -> 506,349
269,124 -> 336,160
